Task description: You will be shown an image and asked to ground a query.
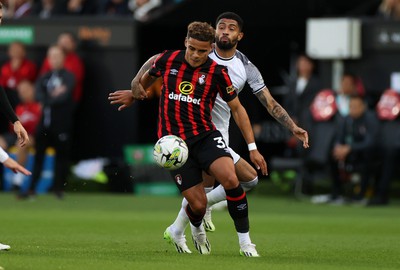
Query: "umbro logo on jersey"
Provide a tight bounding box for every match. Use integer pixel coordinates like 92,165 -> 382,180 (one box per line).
170,69 -> 179,75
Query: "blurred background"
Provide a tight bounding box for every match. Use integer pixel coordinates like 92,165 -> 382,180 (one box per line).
0,0 -> 399,206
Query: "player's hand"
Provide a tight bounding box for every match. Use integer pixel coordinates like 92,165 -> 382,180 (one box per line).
108,90 -> 135,111
292,126 -> 309,148
3,157 -> 31,175
13,121 -> 29,147
249,150 -> 268,175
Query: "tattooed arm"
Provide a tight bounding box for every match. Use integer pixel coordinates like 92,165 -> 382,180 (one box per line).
130,54 -> 160,99
109,54 -> 160,111
255,87 -> 309,148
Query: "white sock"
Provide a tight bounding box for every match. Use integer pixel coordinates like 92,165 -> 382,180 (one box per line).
237,232 -> 252,246
206,185 -> 226,207
170,202 -> 189,236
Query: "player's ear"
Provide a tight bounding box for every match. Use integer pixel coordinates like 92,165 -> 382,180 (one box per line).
184,37 -> 188,48
238,32 -> 244,41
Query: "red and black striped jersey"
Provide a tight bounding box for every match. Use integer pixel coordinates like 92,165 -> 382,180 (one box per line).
149,50 -> 237,141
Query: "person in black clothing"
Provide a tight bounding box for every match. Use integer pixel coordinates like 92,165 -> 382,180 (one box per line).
368,89 -> 400,206
329,94 -> 380,204
24,45 -> 75,199
285,54 -> 321,133
123,21 -> 266,257
0,87 -> 29,147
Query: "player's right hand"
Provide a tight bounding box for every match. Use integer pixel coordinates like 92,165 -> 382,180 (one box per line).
108,90 -> 134,111
249,150 -> 268,175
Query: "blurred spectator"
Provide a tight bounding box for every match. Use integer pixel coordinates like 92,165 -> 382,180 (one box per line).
0,41 -> 38,134
64,0 -> 99,15
32,0 -> 67,18
39,32 -> 84,105
336,72 -> 365,118
329,94 -> 380,204
24,45 -> 75,199
0,41 -> 38,107
284,53 -> 321,160
369,89 -> 400,205
128,0 -> 162,22
376,0 -> 400,20
285,54 -> 321,130
100,0 -> 132,15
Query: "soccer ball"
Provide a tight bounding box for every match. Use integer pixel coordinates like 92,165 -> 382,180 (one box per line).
153,135 -> 189,170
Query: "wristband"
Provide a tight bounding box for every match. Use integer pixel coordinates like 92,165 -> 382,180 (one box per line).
0,147 -> 9,163
248,143 -> 257,151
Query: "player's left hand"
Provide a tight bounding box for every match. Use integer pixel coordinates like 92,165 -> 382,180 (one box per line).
13,121 -> 29,147
249,150 -> 268,175
108,90 -> 135,111
292,126 -> 309,148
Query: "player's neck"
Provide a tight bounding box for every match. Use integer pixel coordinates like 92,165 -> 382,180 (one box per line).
215,46 -> 236,59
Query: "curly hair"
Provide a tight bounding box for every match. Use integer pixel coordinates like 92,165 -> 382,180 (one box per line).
187,21 -> 215,43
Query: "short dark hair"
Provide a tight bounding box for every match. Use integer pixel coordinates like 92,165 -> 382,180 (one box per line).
216,12 -> 244,31
187,21 -> 215,43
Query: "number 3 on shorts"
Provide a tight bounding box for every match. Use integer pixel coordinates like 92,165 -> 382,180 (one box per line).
213,136 -> 227,149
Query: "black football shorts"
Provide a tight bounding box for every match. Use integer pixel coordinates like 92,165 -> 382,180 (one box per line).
169,130 -> 232,192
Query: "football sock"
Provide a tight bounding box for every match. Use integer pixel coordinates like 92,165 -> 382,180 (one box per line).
185,204 -> 204,228
238,232 -> 252,246
225,185 -> 249,233
240,176 -> 259,192
170,205 -> 189,236
206,184 -> 226,206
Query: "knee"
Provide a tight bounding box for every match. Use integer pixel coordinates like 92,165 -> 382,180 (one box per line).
189,200 -> 207,215
220,173 -> 239,190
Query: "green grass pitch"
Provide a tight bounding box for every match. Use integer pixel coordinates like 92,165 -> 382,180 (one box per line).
0,192 -> 399,270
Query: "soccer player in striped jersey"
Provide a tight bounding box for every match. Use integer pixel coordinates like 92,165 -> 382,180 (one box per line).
109,13 -> 308,257
111,21 -> 267,257
164,11 -> 309,255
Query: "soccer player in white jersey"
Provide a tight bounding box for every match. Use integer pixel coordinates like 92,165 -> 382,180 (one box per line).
108,12 -> 309,257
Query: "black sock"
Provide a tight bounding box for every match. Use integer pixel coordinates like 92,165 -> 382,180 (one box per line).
185,204 -> 204,227
225,185 -> 249,233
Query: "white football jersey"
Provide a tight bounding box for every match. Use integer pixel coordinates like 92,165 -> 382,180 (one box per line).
209,49 -> 266,145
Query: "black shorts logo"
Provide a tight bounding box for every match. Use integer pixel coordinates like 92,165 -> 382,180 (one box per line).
175,174 -> 183,185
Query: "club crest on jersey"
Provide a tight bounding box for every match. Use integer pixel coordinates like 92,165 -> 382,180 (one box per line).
198,73 -> 207,85
226,85 -> 235,94
175,174 -> 183,185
